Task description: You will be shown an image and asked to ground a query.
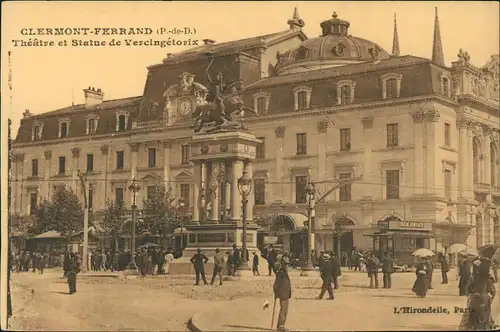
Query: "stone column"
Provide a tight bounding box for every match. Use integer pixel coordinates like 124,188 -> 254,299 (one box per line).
483,126 -> 492,186
231,159 -> 244,222
361,116 -> 374,198
210,162 -> 220,223
163,140 -> 171,189
412,112 -> 424,196
44,151 -> 52,199
424,110 -> 439,195
458,119 -> 469,199
224,182 -> 231,218
201,162 -> 207,222
129,143 -> 139,204
467,123 -> 475,198
245,161 -> 254,222
192,162 -> 200,222
275,126 -> 286,201
71,147 -> 80,194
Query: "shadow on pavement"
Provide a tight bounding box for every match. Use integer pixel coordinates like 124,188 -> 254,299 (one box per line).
51,291 -> 71,295
224,324 -> 273,331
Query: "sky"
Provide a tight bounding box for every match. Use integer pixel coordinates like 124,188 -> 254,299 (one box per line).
1,1 -> 499,137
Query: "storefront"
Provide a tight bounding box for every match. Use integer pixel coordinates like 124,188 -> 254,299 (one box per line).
366,217 -> 435,266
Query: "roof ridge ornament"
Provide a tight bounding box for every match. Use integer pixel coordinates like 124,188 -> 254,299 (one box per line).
287,7 -> 305,30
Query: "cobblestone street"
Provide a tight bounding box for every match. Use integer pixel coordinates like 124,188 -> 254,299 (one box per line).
9,267 -> 497,331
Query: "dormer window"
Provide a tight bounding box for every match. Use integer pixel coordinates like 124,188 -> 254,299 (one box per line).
293,86 -> 312,111
32,122 -> 44,141
58,119 -> 70,138
116,111 -> 130,132
438,72 -> 452,98
380,73 -> 403,99
86,115 -> 99,135
336,80 -> 356,105
148,102 -> 158,117
253,92 -> 271,115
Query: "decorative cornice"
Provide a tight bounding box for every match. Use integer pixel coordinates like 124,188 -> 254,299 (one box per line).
424,109 -> 440,122
361,116 -> 373,129
129,143 -> 139,152
275,126 -> 286,138
71,147 -> 80,158
44,151 -> 52,160
457,118 -> 471,129
100,145 -> 109,155
317,120 -> 328,134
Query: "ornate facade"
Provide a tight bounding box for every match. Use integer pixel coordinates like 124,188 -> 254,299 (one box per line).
11,9 -> 500,254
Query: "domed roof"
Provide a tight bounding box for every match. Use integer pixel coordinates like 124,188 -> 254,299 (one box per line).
276,12 -> 391,74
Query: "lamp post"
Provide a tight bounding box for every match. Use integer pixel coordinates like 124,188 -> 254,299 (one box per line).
179,198 -> 185,249
125,179 -> 140,272
301,181 -> 316,275
237,170 -> 252,270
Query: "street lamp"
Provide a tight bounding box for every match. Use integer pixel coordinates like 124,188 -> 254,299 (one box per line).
125,179 -> 140,272
237,170 -> 252,270
179,198 -> 186,249
301,181 -> 316,275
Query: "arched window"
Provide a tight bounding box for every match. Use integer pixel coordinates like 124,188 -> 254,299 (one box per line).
118,115 -> 126,131
341,85 -> 352,105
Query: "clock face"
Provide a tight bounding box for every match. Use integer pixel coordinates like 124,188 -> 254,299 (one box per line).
180,101 -> 192,116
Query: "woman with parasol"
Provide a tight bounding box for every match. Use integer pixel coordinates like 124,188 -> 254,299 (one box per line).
411,248 -> 434,298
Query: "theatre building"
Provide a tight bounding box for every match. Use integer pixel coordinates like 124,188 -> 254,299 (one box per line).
10,8 -> 500,256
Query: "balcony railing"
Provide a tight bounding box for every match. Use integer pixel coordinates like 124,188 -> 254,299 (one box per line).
135,118 -> 166,128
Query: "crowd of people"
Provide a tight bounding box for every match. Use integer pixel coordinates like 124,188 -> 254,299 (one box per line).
10,250 -> 51,274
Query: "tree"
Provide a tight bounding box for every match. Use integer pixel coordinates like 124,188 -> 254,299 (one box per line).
102,200 -> 126,250
32,199 -> 55,234
49,187 -> 84,239
141,185 -> 181,241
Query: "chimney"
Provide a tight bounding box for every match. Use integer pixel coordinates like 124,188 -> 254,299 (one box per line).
203,39 -> 216,45
23,109 -> 32,118
83,86 -> 104,108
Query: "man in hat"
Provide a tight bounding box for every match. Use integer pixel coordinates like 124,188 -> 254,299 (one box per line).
252,252 -> 260,276
366,252 -> 380,289
330,251 -> 342,290
458,254 -> 471,296
65,252 -> 81,294
439,253 -> 449,284
231,244 -> 241,275
211,248 -> 224,286
425,257 -> 434,289
382,252 -> 394,289
317,252 -> 335,300
190,248 -> 209,285
267,245 -> 277,276
273,251 -> 292,332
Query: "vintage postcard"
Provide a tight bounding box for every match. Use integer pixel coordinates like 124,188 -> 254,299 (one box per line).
1,1 -> 499,331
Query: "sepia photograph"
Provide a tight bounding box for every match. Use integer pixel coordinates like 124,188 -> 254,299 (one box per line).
1,1 -> 499,331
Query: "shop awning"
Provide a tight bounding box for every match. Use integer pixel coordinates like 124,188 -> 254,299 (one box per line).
364,231 -> 435,238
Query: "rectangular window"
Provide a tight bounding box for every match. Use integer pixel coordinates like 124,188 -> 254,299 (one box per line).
148,148 -> 156,168
295,175 -> 308,204
416,237 -> 424,249
33,126 -> 40,141
86,154 -> 94,172
297,91 -> 308,110
180,184 -> 190,207
88,189 -> 94,211
116,151 -> 124,170
256,97 -> 267,114
147,186 -> 156,200
115,188 -> 124,205
118,115 -> 126,131
341,85 -> 352,104
88,119 -> 97,134
60,123 -> 68,138
340,128 -> 351,151
444,123 -> 451,147
181,145 -> 190,164
443,78 -> 449,97
296,133 -> 307,155
254,179 -> 266,205
444,169 -> 452,200
339,173 -> 352,201
58,156 -> 66,175
32,159 -> 38,177
386,123 -> 399,147
256,137 -> 265,159
30,192 -> 38,215
386,169 -> 400,199
386,79 -> 397,99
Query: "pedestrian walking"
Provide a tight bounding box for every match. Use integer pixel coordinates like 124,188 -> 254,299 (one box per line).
382,252 -> 394,289
366,252 -> 380,289
190,248 -> 209,285
252,252 -> 260,275
440,253 -> 449,284
165,249 -> 174,275
226,251 -> 234,276
231,244 -> 241,273
459,254 -> 472,296
317,252 -> 334,300
267,245 -> 277,276
273,252 -> 292,332
65,253 -> 81,294
210,248 -> 224,286
330,252 -> 341,289
412,257 -> 430,298
425,257 -> 434,289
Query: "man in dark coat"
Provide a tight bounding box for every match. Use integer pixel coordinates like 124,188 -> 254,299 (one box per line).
210,248 -> 224,286
366,252 -> 380,289
330,252 -> 341,289
65,253 -> 81,294
425,257 -> 434,289
190,248 -> 209,285
382,252 -> 394,289
267,245 -> 277,276
252,252 -> 260,276
440,253 -> 449,284
459,255 -> 472,296
273,252 -> 291,332
350,251 -> 359,271
231,244 -> 240,275
317,252 -> 335,300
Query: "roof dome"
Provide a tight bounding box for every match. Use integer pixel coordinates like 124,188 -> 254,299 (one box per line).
276,12 -> 390,75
